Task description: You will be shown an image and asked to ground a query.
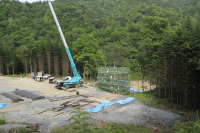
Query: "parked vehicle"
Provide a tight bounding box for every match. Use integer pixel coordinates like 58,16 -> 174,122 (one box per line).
33,72 -> 44,82
62,76 -> 71,81
43,74 -> 50,79
36,76 -> 43,82
49,77 -> 56,83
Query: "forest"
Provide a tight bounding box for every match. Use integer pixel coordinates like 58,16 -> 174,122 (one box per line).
0,0 -> 200,110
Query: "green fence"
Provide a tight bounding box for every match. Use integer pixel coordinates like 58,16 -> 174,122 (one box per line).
97,67 -> 130,95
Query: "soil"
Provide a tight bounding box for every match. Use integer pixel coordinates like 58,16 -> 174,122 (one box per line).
130,80 -> 156,92
0,76 -> 183,132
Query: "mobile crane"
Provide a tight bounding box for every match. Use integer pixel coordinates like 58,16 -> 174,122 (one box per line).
48,1 -> 83,89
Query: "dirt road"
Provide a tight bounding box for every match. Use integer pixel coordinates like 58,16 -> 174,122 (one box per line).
0,77 -> 183,132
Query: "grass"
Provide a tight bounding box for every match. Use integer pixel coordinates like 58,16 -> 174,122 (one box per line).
0,129 -> 6,133
2,73 -> 27,78
51,109 -> 170,133
128,91 -> 196,118
0,114 -> 6,125
173,118 -> 200,133
52,120 -> 171,133
129,92 -> 166,108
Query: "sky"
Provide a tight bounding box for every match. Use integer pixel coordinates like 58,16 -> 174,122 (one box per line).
18,0 -> 54,3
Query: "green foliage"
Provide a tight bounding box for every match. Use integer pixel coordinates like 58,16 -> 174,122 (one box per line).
73,34 -> 106,77
67,109 -> 92,133
3,73 -> 27,78
1,0 -> 200,108
18,127 -> 30,133
0,114 -> 6,125
0,0 -> 188,76
129,92 -> 169,109
173,118 -> 200,133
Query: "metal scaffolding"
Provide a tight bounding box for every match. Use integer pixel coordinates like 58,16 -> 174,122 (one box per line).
97,67 -> 130,95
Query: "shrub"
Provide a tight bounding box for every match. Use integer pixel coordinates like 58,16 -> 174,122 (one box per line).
67,109 -> 92,133
173,118 -> 200,133
0,114 -> 6,125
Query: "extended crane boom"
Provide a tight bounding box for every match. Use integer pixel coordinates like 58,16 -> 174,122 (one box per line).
48,0 -> 82,89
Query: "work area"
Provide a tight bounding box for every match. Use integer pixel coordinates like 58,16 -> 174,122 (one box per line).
0,76 -> 183,132
1,0 -> 200,132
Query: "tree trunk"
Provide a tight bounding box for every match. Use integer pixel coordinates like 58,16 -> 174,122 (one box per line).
194,87 -> 196,110
184,64 -> 188,112
176,91 -> 179,109
25,57 -> 28,74
62,54 -> 68,76
34,57 -> 37,73
71,66 -> 73,76
30,56 -> 32,73
53,54 -> 59,77
12,66 -> 15,75
158,70 -> 161,103
142,74 -> 144,92
184,76 -> 187,112
164,58 -> 167,105
137,66 -> 139,91
83,66 -> 86,81
90,73 -> 92,81
39,52 -> 44,72
6,63 -> 9,75
0,57 -> 2,74
47,51 -> 51,75
149,75 -> 151,93
170,71 -> 173,106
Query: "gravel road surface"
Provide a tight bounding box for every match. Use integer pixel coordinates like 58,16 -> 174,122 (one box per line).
0,77 -> 184,132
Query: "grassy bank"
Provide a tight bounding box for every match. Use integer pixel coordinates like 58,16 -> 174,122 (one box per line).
2,74 -> 27,78
128,92 -> 196,118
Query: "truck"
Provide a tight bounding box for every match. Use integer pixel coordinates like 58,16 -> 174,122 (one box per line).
33,72 -> 44,82
48,1 -> 83,89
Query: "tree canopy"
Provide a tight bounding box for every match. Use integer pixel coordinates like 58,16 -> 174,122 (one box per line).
0,0 -> 200,109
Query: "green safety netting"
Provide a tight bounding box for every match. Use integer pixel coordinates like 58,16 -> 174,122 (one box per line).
97,67 -> 130,95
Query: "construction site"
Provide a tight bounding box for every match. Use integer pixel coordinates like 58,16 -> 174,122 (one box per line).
0,75 -> 184,132
0,1 -> 190,132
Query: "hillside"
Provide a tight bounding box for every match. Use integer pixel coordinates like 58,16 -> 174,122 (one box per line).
0,0 -> 200,110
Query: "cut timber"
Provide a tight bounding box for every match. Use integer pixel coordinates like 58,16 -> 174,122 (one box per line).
14,89 -> 45,100
68,89 -> 76,92
49,95 -> 77,102
1,93 -> 24,102
53,112 -> 64,117
37,109 -> 50,114
73,103 -> 90,109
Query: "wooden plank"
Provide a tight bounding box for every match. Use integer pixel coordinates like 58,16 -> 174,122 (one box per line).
53,112 -> 65,117
73,103 -> 90,109
37,109 -> 50,114
49,95 -> 77,102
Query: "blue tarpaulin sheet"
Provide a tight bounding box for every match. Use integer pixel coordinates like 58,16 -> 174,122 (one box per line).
86,97 -> 135,113
129,88 -> 143,93
0,103 -> 7,109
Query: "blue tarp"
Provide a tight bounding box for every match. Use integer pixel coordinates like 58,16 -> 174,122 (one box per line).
0,103 -> 7,109
129,88 -> 143,93
86,97 -> 135,113
119,85 -> 129,88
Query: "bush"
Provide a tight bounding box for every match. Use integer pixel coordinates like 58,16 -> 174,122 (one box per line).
0,114 -> 6,125
173,118 -> 200,133
67,109 -> 92,133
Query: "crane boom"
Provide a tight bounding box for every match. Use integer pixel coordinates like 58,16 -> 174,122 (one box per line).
48,0 -> 80,78
48,0 -> 82,88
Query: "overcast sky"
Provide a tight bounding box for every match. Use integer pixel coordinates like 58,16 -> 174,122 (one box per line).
18,0 -> 54,3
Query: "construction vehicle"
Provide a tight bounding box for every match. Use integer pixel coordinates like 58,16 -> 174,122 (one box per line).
48,1 -> 83,89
